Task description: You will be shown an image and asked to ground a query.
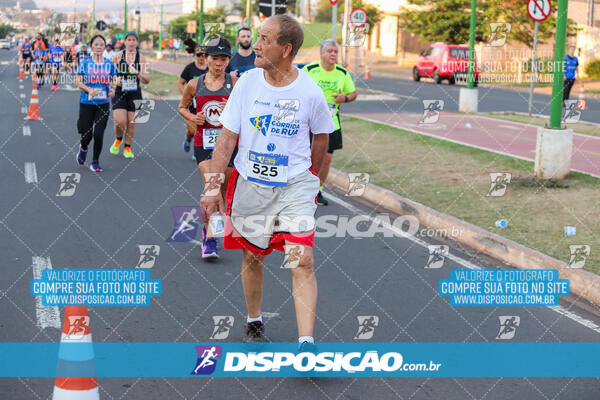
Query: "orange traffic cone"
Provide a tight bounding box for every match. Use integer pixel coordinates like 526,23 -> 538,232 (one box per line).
52,306 -> 99,400
364,65 -> 371,80
24,80 -> 42,120
577,84 -> 587,110
18,62 -> 24,80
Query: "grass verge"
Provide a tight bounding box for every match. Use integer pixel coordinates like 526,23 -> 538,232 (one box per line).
334,115 -> 600,274
479,112 -> 600,137
144,70 -> 180,97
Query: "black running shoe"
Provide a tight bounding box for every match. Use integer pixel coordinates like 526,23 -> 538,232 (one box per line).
316,191 -> 328,206
243,321 -> 267,342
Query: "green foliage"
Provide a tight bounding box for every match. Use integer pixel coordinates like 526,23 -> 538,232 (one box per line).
400,0 -> 489,44
314,0 -> 381,26
0,23 -> 14,38
400,0 -> 578,47
169,7 -> 229,41
485,0 -> 578,48
584,59 -> 600,80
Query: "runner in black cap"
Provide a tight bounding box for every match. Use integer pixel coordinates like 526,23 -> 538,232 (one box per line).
178,36 -> 238,259
178,41 -> 209,153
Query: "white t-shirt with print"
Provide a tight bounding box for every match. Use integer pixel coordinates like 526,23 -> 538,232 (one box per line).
219,67 -> 334,185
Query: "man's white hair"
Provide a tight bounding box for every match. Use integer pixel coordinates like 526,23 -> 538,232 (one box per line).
320,39 -> 338,53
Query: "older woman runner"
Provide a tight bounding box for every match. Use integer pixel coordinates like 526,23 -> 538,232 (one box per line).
75,34 -> 118,172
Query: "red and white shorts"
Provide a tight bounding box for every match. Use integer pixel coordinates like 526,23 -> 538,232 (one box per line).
224,168 -> 320,255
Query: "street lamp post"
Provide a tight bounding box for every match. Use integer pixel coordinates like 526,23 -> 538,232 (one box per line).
534,0 -> 572,179
124,0 -> 128,32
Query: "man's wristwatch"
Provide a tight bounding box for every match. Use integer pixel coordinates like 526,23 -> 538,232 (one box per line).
345,95 -> 349,103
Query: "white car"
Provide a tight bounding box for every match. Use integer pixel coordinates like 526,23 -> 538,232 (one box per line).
0,39 -> 10,50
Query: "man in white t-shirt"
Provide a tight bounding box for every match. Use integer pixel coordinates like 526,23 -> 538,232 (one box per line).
201,14 -> 334,347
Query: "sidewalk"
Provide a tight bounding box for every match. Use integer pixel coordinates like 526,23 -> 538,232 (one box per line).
354,112 -> 600,178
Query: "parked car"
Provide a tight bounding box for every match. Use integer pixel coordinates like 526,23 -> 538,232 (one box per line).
413,43 -> 479,85
0,39 -> 11,50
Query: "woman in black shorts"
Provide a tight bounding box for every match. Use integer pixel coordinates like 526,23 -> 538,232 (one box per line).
109,31 -> 150,159
177,36 -> 238,259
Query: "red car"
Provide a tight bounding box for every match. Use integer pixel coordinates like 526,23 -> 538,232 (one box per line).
413,43 -> 479,85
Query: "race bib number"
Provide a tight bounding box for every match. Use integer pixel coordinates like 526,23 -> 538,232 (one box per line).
122,77 -> 137,91
88,90 -> 107,101
202,128 -> 221,150
246,151 -> 288,187
327,103 -> 337,117
53,56 -> 61,63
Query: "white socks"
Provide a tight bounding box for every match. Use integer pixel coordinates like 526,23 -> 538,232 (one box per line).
298,336 -> 314,344
247,315 -> 263,324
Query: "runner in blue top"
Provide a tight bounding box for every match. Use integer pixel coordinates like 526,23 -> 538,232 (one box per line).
20,37 -> 32,74
563,46 -> 579,103
75,34 -> 118,173
49,40 -> 65,91
32,46 -> 47,86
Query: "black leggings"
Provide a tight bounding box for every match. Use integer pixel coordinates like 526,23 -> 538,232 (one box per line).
78,102 -> 110,161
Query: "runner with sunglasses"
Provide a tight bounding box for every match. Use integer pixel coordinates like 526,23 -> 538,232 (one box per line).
178,46 -> 208,153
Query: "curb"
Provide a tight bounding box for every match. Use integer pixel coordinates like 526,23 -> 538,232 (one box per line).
327,168 -> 600,306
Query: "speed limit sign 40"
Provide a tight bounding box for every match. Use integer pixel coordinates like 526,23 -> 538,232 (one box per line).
527,0 -> 551,22
350,8 -> 368,28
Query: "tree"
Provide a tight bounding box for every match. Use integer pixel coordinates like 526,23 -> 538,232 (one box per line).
400,0 -> 577,47
170,8 -> 228,41
485,0 -> 577,48
400,0 -> 489,44
315,0 -> 382,27
0,23 -> 14,39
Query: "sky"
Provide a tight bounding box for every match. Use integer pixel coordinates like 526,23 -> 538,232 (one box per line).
35,0 -> 183,13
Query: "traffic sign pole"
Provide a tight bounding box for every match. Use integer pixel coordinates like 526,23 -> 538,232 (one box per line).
528,21 -> 539,116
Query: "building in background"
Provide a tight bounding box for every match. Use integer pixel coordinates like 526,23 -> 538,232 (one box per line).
181,0 -> 236,14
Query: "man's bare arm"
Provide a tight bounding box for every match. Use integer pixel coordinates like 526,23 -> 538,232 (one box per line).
209,128 -> 238,175
310,133 -> 329,174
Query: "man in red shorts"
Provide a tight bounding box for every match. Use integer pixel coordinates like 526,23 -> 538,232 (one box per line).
201,14 -> 333,348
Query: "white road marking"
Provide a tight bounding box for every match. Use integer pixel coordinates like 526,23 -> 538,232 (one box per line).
326,191 -> 600,335
24,162 -> 37,183
21,106 -> 27,114
499,124 -> 521,130
262,312 -> 280,320
19,84 -> 24,89
19,93 -> 25,99
32,256 -> 62,330
22,126 -> 31,136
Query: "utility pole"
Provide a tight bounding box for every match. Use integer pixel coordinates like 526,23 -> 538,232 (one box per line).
91,0 -> 96,37
534,0 -> 572,180
549,0 -> 568,129
467,0 -> 476,89
199,0 -> 204,43
332,1 -> 337,40
342,0 -> 350,66
458,0 -> 478,112
158,0 -> 163,58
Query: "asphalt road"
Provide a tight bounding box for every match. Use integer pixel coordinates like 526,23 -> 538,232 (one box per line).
1,48 -> 600,399
345,73 -> 600,124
